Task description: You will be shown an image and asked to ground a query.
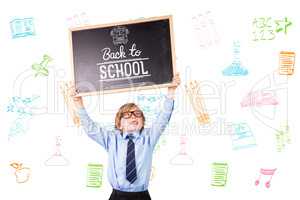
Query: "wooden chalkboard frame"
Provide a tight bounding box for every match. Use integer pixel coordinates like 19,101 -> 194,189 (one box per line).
69,15 -> 176,96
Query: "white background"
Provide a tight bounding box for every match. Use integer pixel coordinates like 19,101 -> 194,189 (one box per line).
1,0 -> 299,199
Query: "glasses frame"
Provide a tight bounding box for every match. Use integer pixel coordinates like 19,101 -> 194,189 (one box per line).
121,110 -> 143,119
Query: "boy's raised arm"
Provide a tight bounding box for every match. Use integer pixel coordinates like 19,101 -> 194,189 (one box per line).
149,96 -> 174,147
63,82 -> 112,151
149,73 -> 180,147
76,107 -> 112,151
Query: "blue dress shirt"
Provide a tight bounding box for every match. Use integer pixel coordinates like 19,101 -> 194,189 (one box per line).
77,96 -> 174,192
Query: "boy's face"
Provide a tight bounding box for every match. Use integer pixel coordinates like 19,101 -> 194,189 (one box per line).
120,107 -> 144,133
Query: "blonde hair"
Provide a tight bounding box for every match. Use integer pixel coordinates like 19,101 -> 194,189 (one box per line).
115,103 -> 145,131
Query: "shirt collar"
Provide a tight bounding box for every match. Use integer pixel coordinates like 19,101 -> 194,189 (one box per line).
122,130 -> 141,140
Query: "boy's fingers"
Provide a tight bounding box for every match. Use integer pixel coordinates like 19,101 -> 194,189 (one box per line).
63,82 -> 78,97
173,75 -> 181,85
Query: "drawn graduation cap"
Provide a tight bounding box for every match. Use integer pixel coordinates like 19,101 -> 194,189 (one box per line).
110,26 -> 130,45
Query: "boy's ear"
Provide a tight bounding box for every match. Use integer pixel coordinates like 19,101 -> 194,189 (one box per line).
116,122 -> 121,129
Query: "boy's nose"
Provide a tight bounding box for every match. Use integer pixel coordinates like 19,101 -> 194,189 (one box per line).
130,114 -> 137,119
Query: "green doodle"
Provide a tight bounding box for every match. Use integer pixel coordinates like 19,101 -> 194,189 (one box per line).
211,162 -> 228,187
86,163 -> 103,188
31,54 -> 52,77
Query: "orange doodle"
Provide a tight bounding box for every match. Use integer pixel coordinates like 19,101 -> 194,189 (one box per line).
10,162 -> 31,183
185,81 -> 210,124
279,51 -> 295,75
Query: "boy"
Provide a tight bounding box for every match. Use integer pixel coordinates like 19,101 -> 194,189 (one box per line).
69,73 -> 180,200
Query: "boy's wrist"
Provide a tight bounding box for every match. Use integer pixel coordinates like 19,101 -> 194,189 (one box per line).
73,100 -> 84,110
167,88 -> 176,99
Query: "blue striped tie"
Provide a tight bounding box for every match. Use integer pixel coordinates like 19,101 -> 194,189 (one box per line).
126,134 -> 137,184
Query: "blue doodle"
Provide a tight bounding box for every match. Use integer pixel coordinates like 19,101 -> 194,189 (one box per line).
6,96 -> 39,139
6,96 -> 39,117
230,122 -> 256,150
222,63 -> 249,76
8,117 -> 30,139
10,17 -> 35,39
222,41 -> 249,76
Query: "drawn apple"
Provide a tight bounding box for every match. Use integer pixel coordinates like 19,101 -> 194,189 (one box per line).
10,162 -> 31,183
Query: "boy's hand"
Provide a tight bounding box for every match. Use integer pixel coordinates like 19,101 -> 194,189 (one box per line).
167,73 -> 181,99
60,81 -> 82,127
61,81 -> 84,109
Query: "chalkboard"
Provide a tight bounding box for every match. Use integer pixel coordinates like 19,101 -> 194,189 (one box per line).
70,15 -> 176,96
